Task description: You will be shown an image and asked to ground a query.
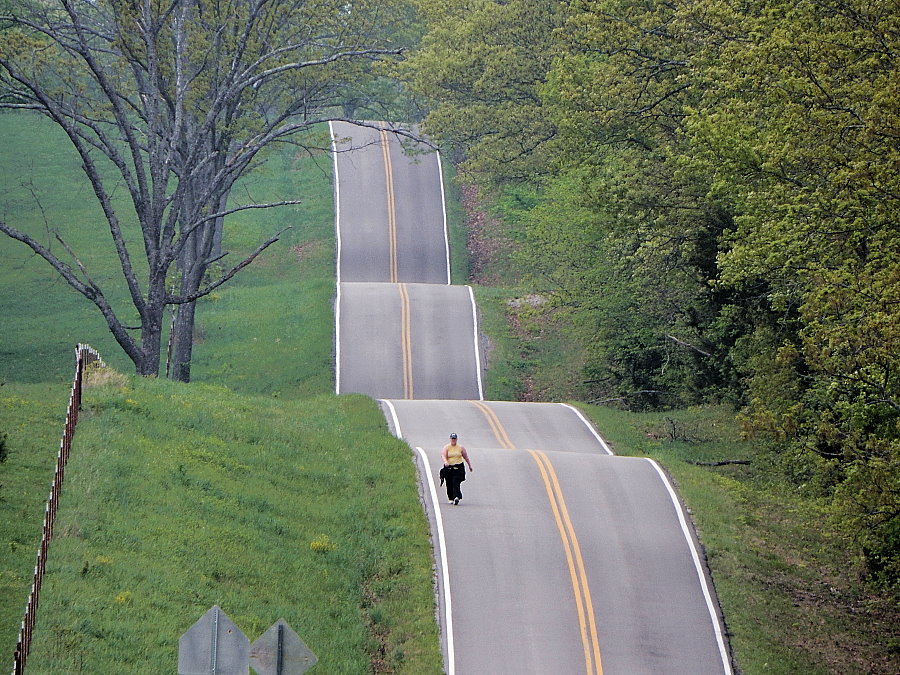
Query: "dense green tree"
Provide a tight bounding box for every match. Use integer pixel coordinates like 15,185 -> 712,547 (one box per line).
550,0 -> 900,584
533,0 -> 737,407
684,0 -> 900,585
401,0 -> 563,182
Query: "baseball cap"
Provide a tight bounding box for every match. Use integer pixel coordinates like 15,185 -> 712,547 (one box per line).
449,433 -> 457,439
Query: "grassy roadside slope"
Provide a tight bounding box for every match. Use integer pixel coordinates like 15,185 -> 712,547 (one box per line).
24,379 -> 439,674
0,383 -> 72,650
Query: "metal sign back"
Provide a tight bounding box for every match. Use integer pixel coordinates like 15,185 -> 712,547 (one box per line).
249,619 -> 318,675
179,605 -> 250,675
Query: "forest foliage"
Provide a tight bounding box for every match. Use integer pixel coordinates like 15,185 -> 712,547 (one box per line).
403,0 -> 900,590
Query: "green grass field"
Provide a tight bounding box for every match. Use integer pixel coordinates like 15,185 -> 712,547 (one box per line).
23,380 -> 439,673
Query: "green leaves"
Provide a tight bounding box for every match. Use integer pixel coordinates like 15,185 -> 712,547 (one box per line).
401,0 -> 562,183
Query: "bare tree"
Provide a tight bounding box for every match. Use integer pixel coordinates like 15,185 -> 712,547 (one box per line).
0,0 -> 404,379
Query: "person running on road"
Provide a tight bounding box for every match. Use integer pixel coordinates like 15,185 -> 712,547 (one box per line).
441,433 -> 473,505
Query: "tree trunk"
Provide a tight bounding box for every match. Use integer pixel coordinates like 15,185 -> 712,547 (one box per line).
137,304 -> 164,377
212,212 -> 225,260
168,147 -> 228,382
169,300 -> 197,382
170,223 -> 206,383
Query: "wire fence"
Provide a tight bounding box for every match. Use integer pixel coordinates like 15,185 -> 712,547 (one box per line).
11,344 -> 105,675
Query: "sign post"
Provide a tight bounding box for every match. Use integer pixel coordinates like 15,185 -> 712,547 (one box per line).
180,607 -> 317,675
250,619 -> 318,675
178,606 -> 250,675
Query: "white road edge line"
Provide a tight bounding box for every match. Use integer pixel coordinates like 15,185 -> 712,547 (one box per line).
329,120 -> 343,285
466,285 -> 485,401
646,458 -> 733,675
416,445 -> 456,675
380,400 -> 456,675
436,150 -> 451,285
335,282 -> 342,395
381,398 -> 403,438
560,404 -> 614,456
329,121 -> 342,394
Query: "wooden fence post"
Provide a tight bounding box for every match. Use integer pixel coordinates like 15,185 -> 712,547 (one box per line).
10,345 -> 105,675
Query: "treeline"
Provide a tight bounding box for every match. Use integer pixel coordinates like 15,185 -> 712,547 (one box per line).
401,1 -> 900,589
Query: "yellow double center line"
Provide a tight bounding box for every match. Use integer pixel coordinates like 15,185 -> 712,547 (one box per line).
469,400 -> 514,449
383,127 -> 408,397
530,448 -> 603,675
468,401 -> 604,675
380,127 -> 399,283
399,283 -> 413,399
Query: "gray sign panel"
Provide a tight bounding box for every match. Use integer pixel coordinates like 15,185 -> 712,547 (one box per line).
250,619 -> 318,675
179,605 -> 250,675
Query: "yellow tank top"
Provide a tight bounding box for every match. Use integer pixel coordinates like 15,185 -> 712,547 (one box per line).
446,444 -> 463,465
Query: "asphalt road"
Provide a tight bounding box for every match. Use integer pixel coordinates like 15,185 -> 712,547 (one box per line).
383,400 -> 731,675
331,120 -> 450,284
336,282 -> 482,400
330,121 -> 733,674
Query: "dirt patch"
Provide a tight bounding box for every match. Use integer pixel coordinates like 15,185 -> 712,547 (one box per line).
771,570 -> 900,674
461,184 -> 507,286
83,363 -> 128,388
362,583 -> 395,674
507,294 -> 548,310
290,241 -> 319,262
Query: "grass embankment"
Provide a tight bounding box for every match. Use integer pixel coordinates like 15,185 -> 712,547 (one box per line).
440,161 -> 470,288
23,378 -> 439,674
1,111 -> 442,672
468,191 -> 900,674
0,383 -> 72,644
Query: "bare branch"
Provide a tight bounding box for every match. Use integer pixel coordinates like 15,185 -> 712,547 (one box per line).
665,334 -> 713,357
54,232 -> 97,288
171,201 -> 303,259
166,227 -> 293,304
2,0 -> 410,378
0,220 -> 142,363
